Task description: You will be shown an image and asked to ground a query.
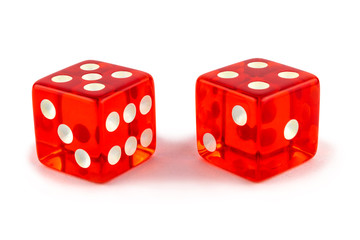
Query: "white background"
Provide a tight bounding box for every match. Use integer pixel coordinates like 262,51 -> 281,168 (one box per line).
0,0 -> 359,239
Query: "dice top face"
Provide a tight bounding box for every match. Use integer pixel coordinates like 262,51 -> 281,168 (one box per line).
200,58 -> 318,98
35,60 -> 151,99
196,58 -> 320,182
33,60 -> 156,183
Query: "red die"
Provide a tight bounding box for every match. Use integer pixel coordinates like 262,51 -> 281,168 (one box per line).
196,58 -> 320,181
32,60 -> 156,183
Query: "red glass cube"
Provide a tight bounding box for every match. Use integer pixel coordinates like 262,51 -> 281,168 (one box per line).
196,58 -> 320,181
32,60 -> 156,183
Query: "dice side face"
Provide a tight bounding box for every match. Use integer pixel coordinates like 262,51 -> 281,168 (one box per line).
196,58 -> 320,181
100,76 -> 156,179
258,77 -> 320,180
33,84 -> 105,182
32,60 -> 156,183
196,79 -> 226,170
196,79 -> 260,180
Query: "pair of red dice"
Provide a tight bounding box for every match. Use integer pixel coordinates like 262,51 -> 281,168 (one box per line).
32,59 -> 320,183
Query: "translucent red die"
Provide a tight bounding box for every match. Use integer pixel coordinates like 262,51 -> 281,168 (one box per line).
32,60 -> 156,183
196,58 -> 320,181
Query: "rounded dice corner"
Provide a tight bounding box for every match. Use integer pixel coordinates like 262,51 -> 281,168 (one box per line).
32,80 -> 45,92
313,75 -> 320,86
195,76 -> 202,88
143,71 -> 154,81
146,73 -> 156,87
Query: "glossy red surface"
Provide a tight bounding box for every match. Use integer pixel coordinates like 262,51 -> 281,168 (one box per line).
33,60 -> 156,183
196,58 -> 320,181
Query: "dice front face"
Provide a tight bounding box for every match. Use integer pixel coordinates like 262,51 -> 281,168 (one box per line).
196,58 -> 319,181
33,60 -> 156,183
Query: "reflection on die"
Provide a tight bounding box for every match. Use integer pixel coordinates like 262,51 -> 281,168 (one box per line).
196,58 -> 320,181
32,60 -> 156,183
